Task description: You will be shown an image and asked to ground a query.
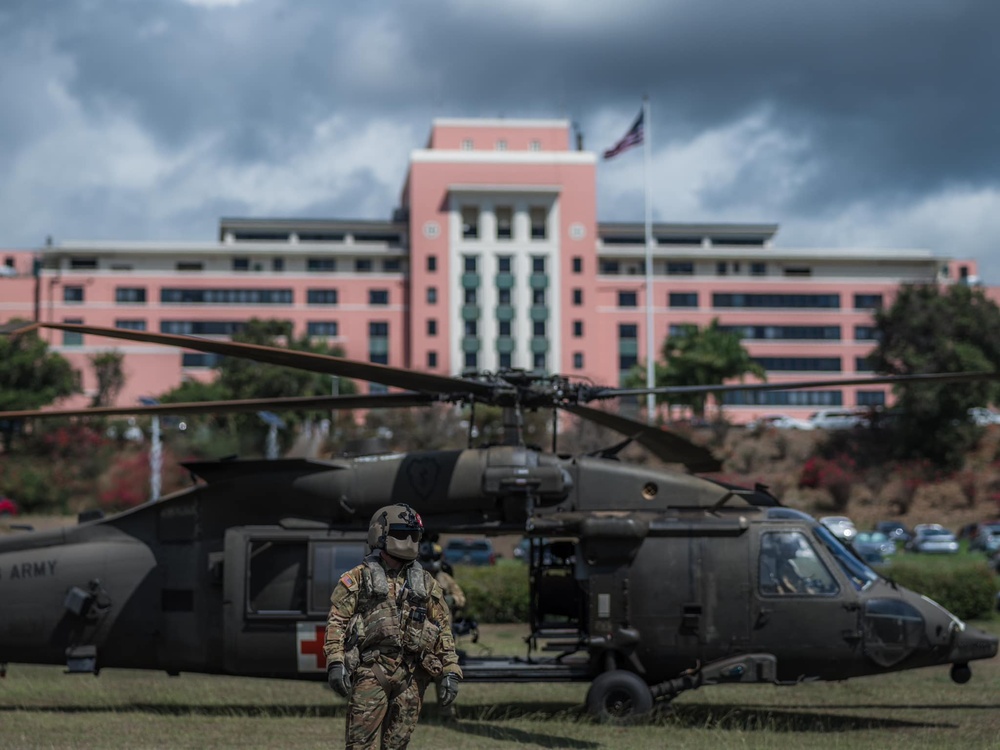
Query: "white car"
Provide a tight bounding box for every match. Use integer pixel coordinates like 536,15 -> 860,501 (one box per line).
906,525 -> 959,554
748,414 -> 815,431
809,409 -> 869,430
968,407 -> 1000,426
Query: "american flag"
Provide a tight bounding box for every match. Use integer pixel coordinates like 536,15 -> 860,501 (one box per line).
603,110 -> 644,159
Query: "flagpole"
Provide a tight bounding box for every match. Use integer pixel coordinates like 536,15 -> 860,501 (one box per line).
643,95 -> 655,424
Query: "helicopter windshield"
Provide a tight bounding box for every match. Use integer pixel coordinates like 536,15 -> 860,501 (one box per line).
813,524 -> 878,591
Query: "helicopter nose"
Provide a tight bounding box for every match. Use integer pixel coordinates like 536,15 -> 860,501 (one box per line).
947,624 -> 998,682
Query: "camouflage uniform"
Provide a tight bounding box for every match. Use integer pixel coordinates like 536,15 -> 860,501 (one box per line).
325,553 -> 462,749
433,569 -> 466,611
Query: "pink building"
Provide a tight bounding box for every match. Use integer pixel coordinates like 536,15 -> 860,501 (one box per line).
0,118 -> 980,421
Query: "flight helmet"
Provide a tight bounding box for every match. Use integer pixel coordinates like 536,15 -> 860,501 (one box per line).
368,503 -> 424,561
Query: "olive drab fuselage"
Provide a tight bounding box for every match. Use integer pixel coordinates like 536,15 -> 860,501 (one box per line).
0,446 -> 994,696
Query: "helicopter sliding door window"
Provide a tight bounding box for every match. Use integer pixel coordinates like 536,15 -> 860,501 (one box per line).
758,531 -> 838,596
247,540 -> 308,616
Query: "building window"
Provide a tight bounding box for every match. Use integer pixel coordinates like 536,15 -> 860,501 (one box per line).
427,287 -> 437,304
533,352 -> 546,371
498,288 -> 511,305
532,256 -> 546,273
669,292 -> 698,308
384,258 -> 401,273
461,206 -> 479,239
722,390 -> 843,407
307,289 -> 338,305
307,258 -> 337,272
427,319 -> 437,336
115,287 -> 147,304
464,352 -> 478,369
783,266 -> 813,277
857,390 -> 886,406
573,320 -> 583,337
499,353 -> 512,368
160,288 -> 292,305
427,255 -> 437,272
854,326 -> 880,341
369,290 -> 389,305
427,351 -> 438,368
497,256 -> 512,273
464,256 -> 478,272
496,139 -> 507,151
716,261 -> 728,276
369,322 -> 388,337
176,261 -> 203,271
572,289 -> 583,306
854,294 -> 883,310
751,262 -> 767,276
618,291 -> 638,308
719,325 -> 841,341
115,320 -> 147,331
667,262 -> 694,275
499,320 -> 511,336
573,352 -> 584,369
855,356 -> 874,372
464,320 -> 478,337
69,257 -> 97,270
307,321 -> 339,337
461,138 -> 473,151
496,207 -> 512,240
600,260 -> 620,275
529,207 -> 547,240
618,324 -> 638,382
63,286 -> 85,303
232,257 -> 249,272
572,257 -> 582,273
356,259 -> 373,273
62,318 -> 83,346
713,293 -> 840,309
529,140 -> 541,151
754,357 -> 841,372
533,320 -> 546,337
272,257 -> 285,272
532,288 -> 546,305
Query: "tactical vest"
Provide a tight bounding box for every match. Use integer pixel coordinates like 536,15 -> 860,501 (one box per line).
355,555 -> 434,659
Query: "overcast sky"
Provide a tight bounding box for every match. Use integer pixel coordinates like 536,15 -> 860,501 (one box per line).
4,0 -> 1000,280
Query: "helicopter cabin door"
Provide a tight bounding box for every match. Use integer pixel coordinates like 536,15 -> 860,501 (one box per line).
223,527 -> 366,678
751,526 -> 862,680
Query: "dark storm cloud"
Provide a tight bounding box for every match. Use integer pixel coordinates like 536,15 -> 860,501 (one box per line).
3,0 -> 1000,276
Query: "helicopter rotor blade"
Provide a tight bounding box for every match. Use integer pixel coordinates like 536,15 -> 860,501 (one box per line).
21,322 -> 497,399
562,403 -> 722,473
593,370 -> 1000,399
0,392 -> 438,421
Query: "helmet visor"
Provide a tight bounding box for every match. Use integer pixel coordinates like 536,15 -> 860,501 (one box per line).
388,524 -> 421,543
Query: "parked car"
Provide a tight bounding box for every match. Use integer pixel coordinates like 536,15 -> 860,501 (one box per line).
906,524 -> 959,554
851,531 -> 896,564
968,521 -> 1000,553
808,409 -> 869,430
0,497 -> 18,516
443,538 -> 496,566
968,407 -> 1000,426
747,414 -> 815,431
874,520 -> 912,544
820,516 -> 858,543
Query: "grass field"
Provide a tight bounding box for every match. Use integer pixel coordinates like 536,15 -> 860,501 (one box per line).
1,621 -> 998,750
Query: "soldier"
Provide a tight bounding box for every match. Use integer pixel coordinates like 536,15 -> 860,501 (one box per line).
325,504 -> 462,749
416,542 -> 468,719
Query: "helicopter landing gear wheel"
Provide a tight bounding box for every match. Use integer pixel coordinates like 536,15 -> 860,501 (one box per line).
585,670 -> 654,723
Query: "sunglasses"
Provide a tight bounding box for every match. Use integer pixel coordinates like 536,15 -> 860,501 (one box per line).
388,528 -> 421,542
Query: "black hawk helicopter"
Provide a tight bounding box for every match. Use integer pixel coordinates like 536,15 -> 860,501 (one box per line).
0,321 -> 996,721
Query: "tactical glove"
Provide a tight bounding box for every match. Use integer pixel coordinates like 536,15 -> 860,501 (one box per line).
438,673 -> 460,707
327,662 -> 351,697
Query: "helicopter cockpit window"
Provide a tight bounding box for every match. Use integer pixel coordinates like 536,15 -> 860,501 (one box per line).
247,541 -> 307,616
759,531 -> 838,596
311,542 -> 365,612
813,524 -> 878,591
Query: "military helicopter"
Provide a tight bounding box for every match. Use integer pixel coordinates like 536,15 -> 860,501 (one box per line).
0,321 -> 996,721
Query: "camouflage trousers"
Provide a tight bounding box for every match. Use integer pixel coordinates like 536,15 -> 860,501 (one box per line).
346,662 -> 423,750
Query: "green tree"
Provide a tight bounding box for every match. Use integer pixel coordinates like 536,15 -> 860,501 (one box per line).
90,350 -> 126,408
629,319 -> 765,419
869,283 -> 1000,467
0,323 -> 80,448
157,318 -> 357,455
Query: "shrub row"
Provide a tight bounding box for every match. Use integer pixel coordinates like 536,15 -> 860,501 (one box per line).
452,559 -> 530,623
884,557 -> 998,620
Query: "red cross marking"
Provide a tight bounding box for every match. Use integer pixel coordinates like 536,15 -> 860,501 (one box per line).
299,624 -> 327,670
